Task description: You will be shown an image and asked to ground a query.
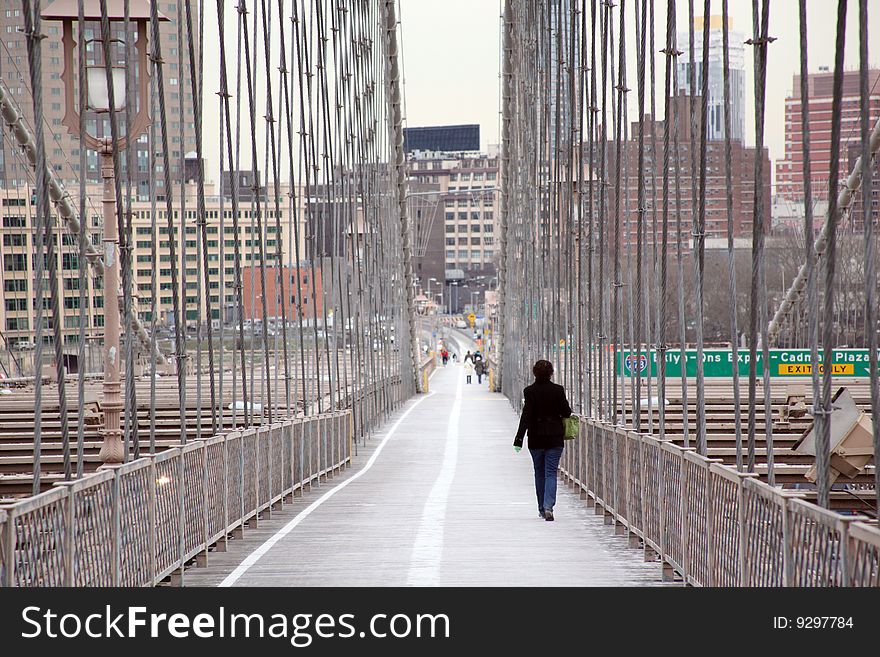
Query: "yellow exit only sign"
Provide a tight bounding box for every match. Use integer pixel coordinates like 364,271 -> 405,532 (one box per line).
778,363 -> 855,375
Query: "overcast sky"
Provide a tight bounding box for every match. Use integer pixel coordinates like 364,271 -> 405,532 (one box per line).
200,1 -> 878,187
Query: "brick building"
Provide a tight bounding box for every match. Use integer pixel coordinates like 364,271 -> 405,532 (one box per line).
241,264 -> 323,321
776,68 -> 880,204
596,94 -> 771,249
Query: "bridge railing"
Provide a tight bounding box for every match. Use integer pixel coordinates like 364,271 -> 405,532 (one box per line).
561,418 -> 880,587
0,410 -> 352,587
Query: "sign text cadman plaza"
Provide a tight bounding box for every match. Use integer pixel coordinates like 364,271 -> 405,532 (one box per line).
616,348 -> 880,378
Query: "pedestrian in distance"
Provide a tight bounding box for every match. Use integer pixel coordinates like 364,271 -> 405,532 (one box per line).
464,358 -> 474,384
513,360 -> 572,521
464,350 -> 473,363
474,359 -> 485,384
441,348 -> 449,366
452,352 -> 458,363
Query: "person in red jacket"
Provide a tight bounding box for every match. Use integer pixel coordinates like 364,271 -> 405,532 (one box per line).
513,360 -> 572,521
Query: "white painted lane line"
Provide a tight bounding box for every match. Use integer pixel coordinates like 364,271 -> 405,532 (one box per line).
406,367 -> 462,585
218,391 -> 436,587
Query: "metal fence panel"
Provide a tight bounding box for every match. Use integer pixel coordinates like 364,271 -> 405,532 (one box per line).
7,488 -> 68,587
153,450 -> 182,579
66,471 -> 115,587
205,438 -> 227,544
627,431 -> 643,536
708,465 -> 747,587
225,432 -> 243,528
641,439 -> 662,551
117,460 -> 153,587
257,427 -> 271,510
660,444 -> 684,573
683,453 -> 709,586
242,430 -> 258,518
742,478 -> 786,587
182,443 -> 206,559
848,521 -> 880,587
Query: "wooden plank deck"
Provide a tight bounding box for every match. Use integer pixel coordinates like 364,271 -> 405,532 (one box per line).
185,365 -> 665,587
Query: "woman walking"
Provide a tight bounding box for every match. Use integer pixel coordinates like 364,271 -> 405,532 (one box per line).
463,358 -> 474,384
513,360 -> 572,521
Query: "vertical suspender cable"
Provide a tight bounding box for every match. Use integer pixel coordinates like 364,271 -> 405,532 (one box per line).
692,0 -> 711,456
150,0 -> 188,443
721,0 -> 742,471
75,0 -> 88,476
817,0 -> 849,508
856,0 -> 879,513
185,0 -> 218,434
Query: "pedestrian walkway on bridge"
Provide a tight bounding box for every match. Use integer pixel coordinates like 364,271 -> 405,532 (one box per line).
185,366 -> 663,587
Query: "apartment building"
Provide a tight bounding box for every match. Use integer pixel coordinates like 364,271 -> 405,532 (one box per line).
595,94 -> 771,250
776,68 -> 880,204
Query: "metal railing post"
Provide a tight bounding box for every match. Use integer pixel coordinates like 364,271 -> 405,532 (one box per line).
63,486 -> 74,587
679,451 -> 688,583
148,459 -> 157,585
111,469 -> 121,586
201,441 -> 209,556
782,496 -> 794,587
736,476 -> 747,587
0,509 -> 10,587
706,467 -> 716,587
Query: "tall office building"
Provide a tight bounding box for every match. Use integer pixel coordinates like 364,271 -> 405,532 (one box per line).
776,68 -> 880,204
0,2 -> 198,194
676,15 -> 746,143
407,149 -> 500,314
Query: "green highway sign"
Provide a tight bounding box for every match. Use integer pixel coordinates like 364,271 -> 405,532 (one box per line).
617,348 -> 880,378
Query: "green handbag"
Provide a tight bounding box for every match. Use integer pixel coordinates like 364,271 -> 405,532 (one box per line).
563,415 -> 580,440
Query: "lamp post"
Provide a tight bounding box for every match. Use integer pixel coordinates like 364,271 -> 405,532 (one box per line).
429,277 -> 443,315
44,1 -> 165,463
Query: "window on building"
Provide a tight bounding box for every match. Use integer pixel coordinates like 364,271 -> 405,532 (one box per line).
4,253 -> 26,271
6,317 -> 27,331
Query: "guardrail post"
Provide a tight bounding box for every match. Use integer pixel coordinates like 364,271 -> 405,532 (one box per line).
148,458 -> 157,582
0,510 -> 10,587
679,450 -> 688,584
628,433 -> 641,549
110,468 -> 121,586
705,464 -> 715,587
174,449 -> 185,587
736,476 -> 747,587
287,420 -> 296,494
579,421 -> 588,499
615,430 -> 627,536
198,441 -> 209,567
781,496 -> 794,587
63,485 -> 74,586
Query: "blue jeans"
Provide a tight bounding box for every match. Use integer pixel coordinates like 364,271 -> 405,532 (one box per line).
529,446 -> 564,512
